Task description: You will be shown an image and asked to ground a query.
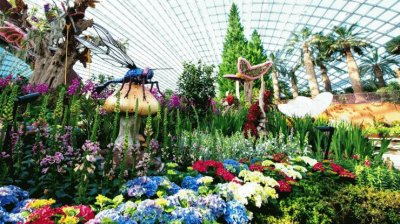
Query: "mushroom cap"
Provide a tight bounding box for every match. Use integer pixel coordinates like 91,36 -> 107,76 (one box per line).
103,84 -> 159,115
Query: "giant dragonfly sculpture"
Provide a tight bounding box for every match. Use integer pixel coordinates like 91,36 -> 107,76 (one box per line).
75,23 -> 167,100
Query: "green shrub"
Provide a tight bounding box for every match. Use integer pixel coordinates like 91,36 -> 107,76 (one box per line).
332,185 -> 400,224
355,165 -> 400,191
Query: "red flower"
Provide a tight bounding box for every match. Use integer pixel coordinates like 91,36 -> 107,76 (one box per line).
75,205 -> 95,221
204,160 -> 224,169
249,164 -> 265,172
272,153 -> 287,162
216,167 -> 235,181
192,160 -> 207,173
312,162 -> 325,172
339,170 -> 356,179
330,163 -> 344,173
364,159 -> 371,167
285,176 -> 297,183
247,104 -> 261,121
243,122 -> 257,138
352,154 -> 360,160
27,206 -> 56,224
226,95 -> 234,105
278,180 -> 291,192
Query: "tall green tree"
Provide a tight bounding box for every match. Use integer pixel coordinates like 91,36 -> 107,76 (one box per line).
290,27 -> 320,97
218,3 -> 247,97
359,48 -> 399,88
331,24 -> 369,94
269,50 -> 287,101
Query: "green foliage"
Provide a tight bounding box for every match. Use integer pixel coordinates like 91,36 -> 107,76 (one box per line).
331,23 -> 370,57
218,3 -> 247,97
385,35 -> 400,55
355,165 -> 400,191
332,185 -> 400,224
178,60 -> 215,114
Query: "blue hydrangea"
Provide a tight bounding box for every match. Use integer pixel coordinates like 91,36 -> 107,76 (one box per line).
94,209 -> 136,224
170,207 -> 205,224
125,177 -> 159,198
11,199 -> 31,213
166,182 -> 181,195
197,195 -> 226,219
223,159 -> 248,174
0,185 -> 29,207
133,199 -> 163,224
181,175 -> 202,191
224,200 -> 249,224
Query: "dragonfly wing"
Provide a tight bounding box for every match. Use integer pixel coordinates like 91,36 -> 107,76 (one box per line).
75,23 -> 136,69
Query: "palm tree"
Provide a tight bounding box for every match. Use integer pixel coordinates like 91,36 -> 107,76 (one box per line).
287,63 -> 301,98
311,32 -> 336,92
290,27 -> 320,97
269,50 -> 287,101
359,48 -> 399,88
331,24 -> 370,94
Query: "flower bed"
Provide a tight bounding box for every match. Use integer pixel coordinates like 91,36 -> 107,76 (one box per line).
1,155 -> 357,223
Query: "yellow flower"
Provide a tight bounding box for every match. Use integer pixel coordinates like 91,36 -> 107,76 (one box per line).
28,198 -> 56,209
59,215 -> 79,224
197,176 -> 213,185
155,198 -> 169,207
261,160 -> 274,167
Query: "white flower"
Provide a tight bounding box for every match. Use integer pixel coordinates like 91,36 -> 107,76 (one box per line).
299,156 -> 318,166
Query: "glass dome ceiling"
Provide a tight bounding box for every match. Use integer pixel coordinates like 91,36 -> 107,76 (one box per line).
0,47 -> 32,77
25,0 -> 400,91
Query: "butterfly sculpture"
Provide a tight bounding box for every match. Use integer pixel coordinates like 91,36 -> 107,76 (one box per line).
277,92 -> 333,118
0,21 -> 27,48
223,57 -> 273,82
223,57 -> 273,104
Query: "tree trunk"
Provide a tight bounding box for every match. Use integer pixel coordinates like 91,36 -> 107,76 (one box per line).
344,46 -> 363,93
373,64 -> 385,88
271,70 -> 280,101
29,3 -> 94,88
397,68 -> 400,82
290,75 -> 299,98
319,64 -> 332,92
302,42 -> 320,97
30,46 -> 78,88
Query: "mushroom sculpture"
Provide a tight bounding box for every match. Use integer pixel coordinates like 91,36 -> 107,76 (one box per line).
103,83 -> 159,167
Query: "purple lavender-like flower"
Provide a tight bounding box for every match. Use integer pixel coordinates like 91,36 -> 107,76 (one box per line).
210,98 -> 217,113
150,88 -> 165,105
68,79 -> 80,95
168,93 -> 180,109
82,140 -> 101,154
35,83 -> 49,94
98,107 -> 107,116
149,139 -> 160,151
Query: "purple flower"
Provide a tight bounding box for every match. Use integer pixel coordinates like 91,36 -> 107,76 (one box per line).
82,81 -> 95,94
81,140 -> 101,154
210,98 -> 217,113
0,75 -> 12,89
22,84 -> 34,94
31,16 -> 39,22
44,3 -> 50,13
68,79 -> 80,96
35,83 -> 49,94
168,93 -> 180,109
98,107 -> 107,116
150,88 -> 165,104
149,139 -> 159,151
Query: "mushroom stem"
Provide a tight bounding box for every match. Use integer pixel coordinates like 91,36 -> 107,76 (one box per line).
113,114 -> 140,166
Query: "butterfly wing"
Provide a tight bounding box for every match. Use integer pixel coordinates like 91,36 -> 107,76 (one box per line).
75,23 -> 136,69
237,57 -> 273,81
0,22 -> 26,48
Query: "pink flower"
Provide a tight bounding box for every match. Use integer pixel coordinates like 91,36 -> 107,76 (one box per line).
364,159 -> 371,167
68,79 -> 80,95
352,154 -> 360,160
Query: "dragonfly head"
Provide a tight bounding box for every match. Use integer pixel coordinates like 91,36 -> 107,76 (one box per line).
142,67 -> 154,80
